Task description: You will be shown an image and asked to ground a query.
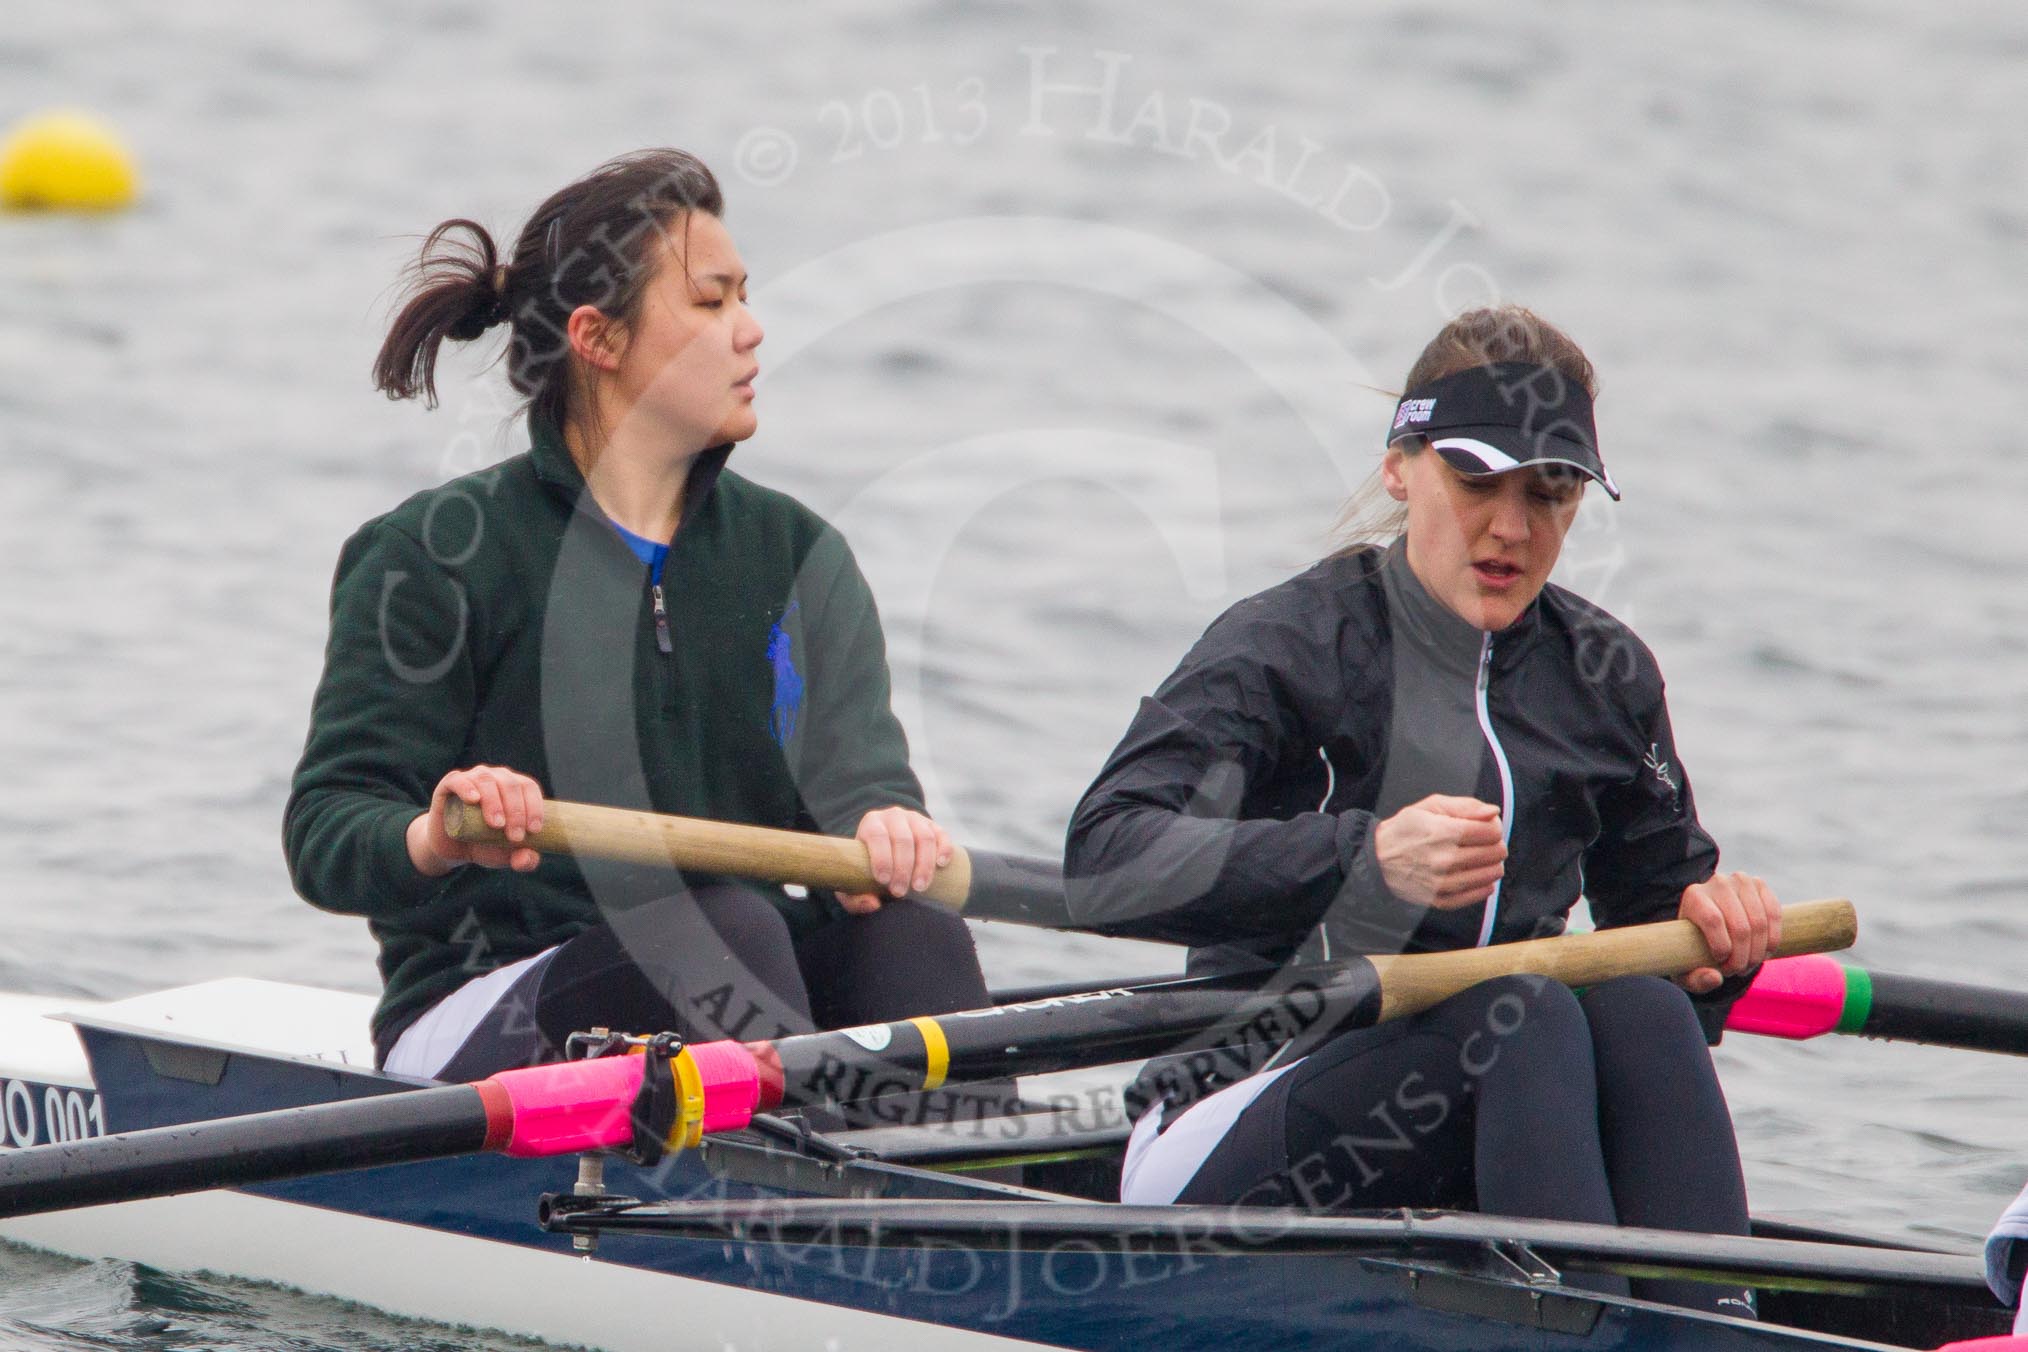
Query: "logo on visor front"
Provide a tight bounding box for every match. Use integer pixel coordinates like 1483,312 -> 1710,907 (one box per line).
1393,398 -> 1436,430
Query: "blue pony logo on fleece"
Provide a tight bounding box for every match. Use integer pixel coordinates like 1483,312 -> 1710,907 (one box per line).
767,602 -> 803,748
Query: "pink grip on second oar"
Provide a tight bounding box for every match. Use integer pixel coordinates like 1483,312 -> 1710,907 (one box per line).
689,1041 -> 761,1134
489,1056 -> 645,1158
1725,954 -> 1848,1040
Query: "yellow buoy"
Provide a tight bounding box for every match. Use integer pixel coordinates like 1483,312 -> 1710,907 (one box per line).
0,110 -> 140,212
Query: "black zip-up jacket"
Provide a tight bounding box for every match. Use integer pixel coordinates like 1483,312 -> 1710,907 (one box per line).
284,421 -> 920,1049
1066,540 -> 1720,976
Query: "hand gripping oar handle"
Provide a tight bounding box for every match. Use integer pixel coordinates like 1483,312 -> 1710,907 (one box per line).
442,798 -> 1074,928
444,797 -> 973,905
741,897 -> 1858,1109
1364,897 -> 1858,1023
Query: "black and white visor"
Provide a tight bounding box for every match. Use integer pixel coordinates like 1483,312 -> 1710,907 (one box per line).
1387,361 -> 1619,501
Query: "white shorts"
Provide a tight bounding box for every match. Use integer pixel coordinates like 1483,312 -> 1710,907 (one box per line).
382,947 -> 557,1079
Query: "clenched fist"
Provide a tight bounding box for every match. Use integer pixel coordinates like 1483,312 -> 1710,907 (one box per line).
1373,794 -> 1508,910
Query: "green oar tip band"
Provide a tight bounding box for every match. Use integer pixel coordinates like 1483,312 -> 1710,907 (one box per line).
1836,965 -> 1872,1035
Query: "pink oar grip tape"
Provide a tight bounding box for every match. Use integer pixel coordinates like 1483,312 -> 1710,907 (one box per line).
1725,954 -> 1847,1040
689,1040 -> 761,1134
486,1041 -> 761,1158
491,1056 -> 645,1158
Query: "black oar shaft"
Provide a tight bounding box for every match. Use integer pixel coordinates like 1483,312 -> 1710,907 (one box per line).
768,962 -> 1382,1108
990,972 -> 1185,1005
1861,970 -> 2028,1056
961,848 -> 1074,928
0,1084 -> 493,1220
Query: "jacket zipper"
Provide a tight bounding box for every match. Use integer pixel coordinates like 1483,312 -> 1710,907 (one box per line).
650,582 -> 673,654
1474,633 -> 1515,947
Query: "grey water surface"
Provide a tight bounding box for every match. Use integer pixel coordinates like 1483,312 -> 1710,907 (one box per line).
2,1 -> 2027,1344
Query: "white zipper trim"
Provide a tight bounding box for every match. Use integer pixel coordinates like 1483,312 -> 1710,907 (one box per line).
1316,746 -> 1337,961
1474,633 -> 1515,947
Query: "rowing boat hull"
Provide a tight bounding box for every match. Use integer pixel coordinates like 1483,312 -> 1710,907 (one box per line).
0,982 -> 1050,1350
0,980 -> 2010,1350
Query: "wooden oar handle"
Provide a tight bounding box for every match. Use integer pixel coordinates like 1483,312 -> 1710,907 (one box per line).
443,797 -> 976,909
1368,898 -> 1857,1022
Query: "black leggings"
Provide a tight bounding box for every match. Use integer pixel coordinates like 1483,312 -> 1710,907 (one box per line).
433,883 -> 993,1093
1174,974 -> 1754,1316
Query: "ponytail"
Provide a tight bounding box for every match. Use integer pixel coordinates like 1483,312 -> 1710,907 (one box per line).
373,219 -> 511,408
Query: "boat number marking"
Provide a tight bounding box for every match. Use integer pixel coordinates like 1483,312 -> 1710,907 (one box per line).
0,1079 -> 105,1149
839,1024 -> 893,1053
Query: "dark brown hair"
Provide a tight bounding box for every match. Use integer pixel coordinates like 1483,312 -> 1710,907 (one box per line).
1331,305 -> 1597,552
372,148 -> 726,436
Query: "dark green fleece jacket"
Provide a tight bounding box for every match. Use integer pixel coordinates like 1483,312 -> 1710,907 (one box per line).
283,422 -> 922,1049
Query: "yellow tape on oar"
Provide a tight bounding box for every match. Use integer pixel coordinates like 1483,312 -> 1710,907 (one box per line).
910,1017 -> 950,1091
669,1046 -> 707,1150
629,1043 -> 709,1151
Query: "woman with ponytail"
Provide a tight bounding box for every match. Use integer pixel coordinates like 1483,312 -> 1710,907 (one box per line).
285,150 -> 992,1092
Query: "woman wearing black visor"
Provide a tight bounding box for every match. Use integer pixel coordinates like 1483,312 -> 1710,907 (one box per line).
1067,305 -> 1779,1316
